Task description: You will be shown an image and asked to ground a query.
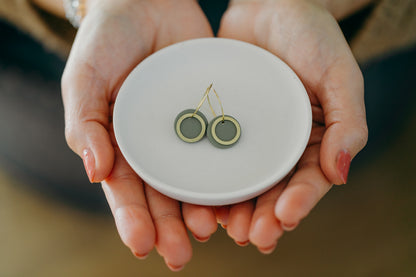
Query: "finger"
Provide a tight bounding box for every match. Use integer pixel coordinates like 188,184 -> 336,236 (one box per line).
309,125 -> 325,145
145,185 -> 192,272
215,206 -> 230,228
318,63 -> 368,184
62,69 -> 115,183
218,2 -> 257,42
182,204 -> 217,242
150,0 -> 214,50
227,200 -> 255,246
249,183 -> 286,253
101,149 -> 155,258
61,7 -> 155,182
275,144 -> 332,231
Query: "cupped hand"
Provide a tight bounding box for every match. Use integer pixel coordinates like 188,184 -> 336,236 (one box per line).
217,0 -> 368,252
61,0 -> 217,270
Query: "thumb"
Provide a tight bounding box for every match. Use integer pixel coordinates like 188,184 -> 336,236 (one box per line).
61,65 -> 115,183
318,60 -> 368,185
61,5 -> 156,183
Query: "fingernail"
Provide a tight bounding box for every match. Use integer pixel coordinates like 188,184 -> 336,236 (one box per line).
235,240 -> 250,247
82,148 -> 95,183
193,233 -> 210,242
337,149 -> 351,184
281,222 -> 298,231
167,263 -> 185,272
221,224 -> 227,229
215,206 -> 229,227
133,251 -> 149,260
258,243 -> 277,254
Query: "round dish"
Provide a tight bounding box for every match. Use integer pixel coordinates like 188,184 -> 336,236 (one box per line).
113,38 -> 311,205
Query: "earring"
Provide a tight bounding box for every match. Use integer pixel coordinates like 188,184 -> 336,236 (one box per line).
206,88 -> 241,149
174,84 -> 241,148
174,84 -> 212,143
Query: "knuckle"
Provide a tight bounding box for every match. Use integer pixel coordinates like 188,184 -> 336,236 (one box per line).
60,66 -> 73,94
154,213 -> 182,226
353,122 -> 369,151
107,169 -> 139,185
64,123 -> 78,152
61,57 -> 108,96
115,205 -> 153,249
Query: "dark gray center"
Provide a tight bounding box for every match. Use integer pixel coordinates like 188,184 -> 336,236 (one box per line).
215,120 -> 237,141
180,117 -> 202,139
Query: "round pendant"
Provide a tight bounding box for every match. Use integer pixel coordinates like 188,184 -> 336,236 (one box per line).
207,115 -> 241,148
174,109 -> 208,143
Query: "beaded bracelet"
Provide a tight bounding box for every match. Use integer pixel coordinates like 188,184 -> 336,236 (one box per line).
63,0 -> 86,28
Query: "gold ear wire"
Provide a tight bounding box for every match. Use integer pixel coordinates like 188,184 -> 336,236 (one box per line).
206,93 -> 217,118
175,83 -> 241,147
205,87 -> 241,148
211,88 -> 225,123
192,83 -> 213,117
191,83 -> 224,120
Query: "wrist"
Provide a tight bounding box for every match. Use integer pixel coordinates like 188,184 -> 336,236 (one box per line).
308,0 -> 375,20
229,0 -> 375,20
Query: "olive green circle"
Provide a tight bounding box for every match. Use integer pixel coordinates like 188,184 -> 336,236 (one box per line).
207,115 -> 241,149
174,109 -> 208,143
214,120 -> 237,141
180,117 -> 202,138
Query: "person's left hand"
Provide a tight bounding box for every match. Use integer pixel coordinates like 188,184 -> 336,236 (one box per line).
214,0 -> 368,253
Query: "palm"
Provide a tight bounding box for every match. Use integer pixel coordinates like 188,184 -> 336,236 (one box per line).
69,0 -> 213,100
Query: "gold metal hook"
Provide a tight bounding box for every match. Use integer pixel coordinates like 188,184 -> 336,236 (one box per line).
192,83 -> 213,117
191,83 -> 225,123
211,88 -> 225,122
206,93 -> 217,118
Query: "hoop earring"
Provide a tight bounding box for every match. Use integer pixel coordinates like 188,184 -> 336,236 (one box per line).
174,84 -> 241,148
206,88 -> 241,149
174,84 -> 212,143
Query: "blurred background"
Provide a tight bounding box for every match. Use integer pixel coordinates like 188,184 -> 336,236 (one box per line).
1,1 -> 415,276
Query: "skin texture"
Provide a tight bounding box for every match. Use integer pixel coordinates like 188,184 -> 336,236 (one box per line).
217,0 -> 368,251
61,0 -> 368,270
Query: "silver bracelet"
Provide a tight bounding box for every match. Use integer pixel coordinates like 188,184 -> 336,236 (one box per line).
63,0 -> 86,28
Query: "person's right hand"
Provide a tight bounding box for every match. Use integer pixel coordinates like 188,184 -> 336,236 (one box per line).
62,0 -> 218,271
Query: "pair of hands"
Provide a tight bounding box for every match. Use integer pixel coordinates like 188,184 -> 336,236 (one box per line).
61,0 -> 367,271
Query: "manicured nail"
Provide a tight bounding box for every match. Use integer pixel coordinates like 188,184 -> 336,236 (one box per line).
281,222 -> 298,231
193,233 -> 210,242
133,251 -> 149,260
215,206 -> 229,227
258,243 -> 277,254
82,148 -> 95,183
221,224 -> 227,229
167,263 -> 185,272
337,149 -> 351,184
235,240 -> 250,247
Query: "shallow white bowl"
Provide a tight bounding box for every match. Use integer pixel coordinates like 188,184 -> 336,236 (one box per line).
113,38 -> 311,205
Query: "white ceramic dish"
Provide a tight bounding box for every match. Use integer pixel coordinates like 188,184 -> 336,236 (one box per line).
113,38 -> 311,205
